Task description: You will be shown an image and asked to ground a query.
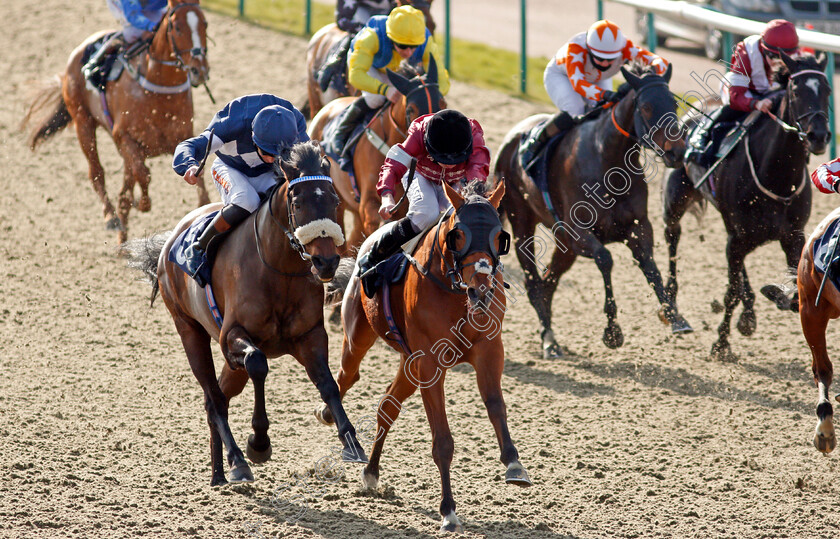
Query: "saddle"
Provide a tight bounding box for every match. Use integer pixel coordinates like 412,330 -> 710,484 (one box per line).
684,109 -> 747,170
82,33 -> 125,92
317,34 -> 352,93
321,105 -> 378,190
812,215 -> 840,292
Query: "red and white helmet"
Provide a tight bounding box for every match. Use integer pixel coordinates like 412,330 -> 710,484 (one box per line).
761,19 -> 799,53
586,20 -> 627,59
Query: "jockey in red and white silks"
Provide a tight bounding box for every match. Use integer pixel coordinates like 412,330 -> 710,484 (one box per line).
722,19 -> 800,113
812,158 -> 840,194
543,20 -> 668,115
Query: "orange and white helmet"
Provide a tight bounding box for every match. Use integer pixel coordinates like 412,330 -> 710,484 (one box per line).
586,20 -> 627,59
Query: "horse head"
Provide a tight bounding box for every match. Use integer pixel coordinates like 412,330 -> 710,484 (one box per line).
620,62 -> 684,168
158,0 -> 210,86
276,140 -> 344,282
779,51 -> 831,155
386,56 -> 446,131
441,180 -> 509,312
397,0 -> 436,34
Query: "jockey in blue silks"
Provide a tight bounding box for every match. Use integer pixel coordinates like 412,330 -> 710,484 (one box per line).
172,94 -> 309,277
83,0 -> 169,81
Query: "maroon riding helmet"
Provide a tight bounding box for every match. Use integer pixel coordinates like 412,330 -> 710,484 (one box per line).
760,19 -> 799,55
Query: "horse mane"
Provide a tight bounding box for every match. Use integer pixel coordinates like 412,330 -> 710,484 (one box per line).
276,140 -> 323,178
625,61 -> 659,78
461,179 -> 488,199
397,61 -> 424,79
775,53 -> 823,86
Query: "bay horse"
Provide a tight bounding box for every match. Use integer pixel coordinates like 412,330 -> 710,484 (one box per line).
304,0 -> 436,119
663,52 -> 830,359
308,60 -> 444,252
798,207 -> 840,454
317,180 -> 530,533
494,63 -> 691,359
120,141 -> 367,485
23,0 -> 211,244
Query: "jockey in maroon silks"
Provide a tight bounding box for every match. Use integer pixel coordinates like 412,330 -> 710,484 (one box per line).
357,109 -> 490,277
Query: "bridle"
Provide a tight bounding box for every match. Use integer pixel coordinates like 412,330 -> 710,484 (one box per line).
255,174 -> 338,276
785,68 -> 830,140
612,79 -> 675,150
390,79 -> 441,137
161,3 -> 208,73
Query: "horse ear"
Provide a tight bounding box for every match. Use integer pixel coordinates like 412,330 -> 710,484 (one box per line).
443,181 -> 465,210
386,68 -> 413,96
780,49 -> 796,72
662,62 -> 673,83
426,54 -> 438,84
817,52 -> 828,72
620,66 -> 642,89
487,180 -> 505,209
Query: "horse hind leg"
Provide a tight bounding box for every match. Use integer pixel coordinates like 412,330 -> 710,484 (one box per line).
114,135 -> 152,243
72,113 -> 119,231
800,298 -> 835,452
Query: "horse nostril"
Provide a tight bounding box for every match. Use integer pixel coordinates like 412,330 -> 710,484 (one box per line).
467,288 -> 480,303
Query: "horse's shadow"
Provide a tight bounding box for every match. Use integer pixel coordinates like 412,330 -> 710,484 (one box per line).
500,359 -> 616,398
246,494 -> 574,538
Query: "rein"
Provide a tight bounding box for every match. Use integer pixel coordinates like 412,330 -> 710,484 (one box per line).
744,132 -> 808,205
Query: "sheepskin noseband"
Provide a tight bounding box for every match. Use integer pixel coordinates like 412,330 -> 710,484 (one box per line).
295,218 -> 345,246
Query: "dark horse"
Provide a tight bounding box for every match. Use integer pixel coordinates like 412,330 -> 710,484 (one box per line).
304,0 -> 436,119
309,61 -> 444,251
663,52 -> 830,359
318,181 -> 531,533
121,141 -> 367,485
797,207 -> 840,454
494,63 -> 691,358
23,0 -> 211,244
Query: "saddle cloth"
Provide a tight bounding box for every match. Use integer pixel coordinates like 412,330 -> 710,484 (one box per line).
168,211 -> 222,288
813,216 -> 840,291
321,105 -> 378,178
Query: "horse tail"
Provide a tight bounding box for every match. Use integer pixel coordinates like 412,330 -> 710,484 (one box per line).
325,256 -> 357,307
119,232 -> 171,307
22,75 -> 71,150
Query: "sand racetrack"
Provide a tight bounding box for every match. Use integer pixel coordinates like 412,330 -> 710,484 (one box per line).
3,1 -> 840,538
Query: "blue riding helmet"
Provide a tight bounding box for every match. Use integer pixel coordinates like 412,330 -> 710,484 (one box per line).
251,105 -> 299,156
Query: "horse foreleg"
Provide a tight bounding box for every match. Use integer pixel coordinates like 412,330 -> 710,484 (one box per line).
176,317 -> 241,485
418,373 -> 462,533
663,167 -> 700,304
73,114 -> 118,231
627,219 -> 692,334
359,191 -> 382,239
575,232 -> 622,348
292,325 -> 367,464
195,175 -> 211,207
800,272 -> 836,452
737,268 -> 757,336
113,135 -> 149,243
471,347 -> 530,487
713,235 -> 753,359
363,360 -> 419,489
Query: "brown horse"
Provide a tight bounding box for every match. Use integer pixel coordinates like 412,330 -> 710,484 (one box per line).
304,0 -> 436,119
318,180 -> 531,533
308,61 -> 445,252
494,63 -> 691,358
797,207 -> 840,454
120,141 -> 367,485
23,0 -> 210,244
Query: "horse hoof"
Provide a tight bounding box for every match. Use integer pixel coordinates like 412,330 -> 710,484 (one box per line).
671,315 -> 693,334
710,341 -> 734,362
228,462 -> 254,483
760,284 -> 792,311
246,434 -> 272,464
361,467 -> 379,489
814,433 -> 836,453
603,324 -> 624,349
542,342 -> 562,360
440,512 -> 464,533
737,311 -> 757,336
341,443 -> 368,464
315,403 -> 335,425
105,216 -> 124,231
504,461 -> 532,487
210,474 -> 228,487
328,305 -> 342,326
136,195 -> 151,213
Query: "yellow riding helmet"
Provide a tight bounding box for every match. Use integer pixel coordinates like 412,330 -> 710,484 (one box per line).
386,5 -> 426,46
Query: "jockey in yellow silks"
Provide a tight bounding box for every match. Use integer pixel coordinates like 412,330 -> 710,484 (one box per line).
331,5 -> 450,158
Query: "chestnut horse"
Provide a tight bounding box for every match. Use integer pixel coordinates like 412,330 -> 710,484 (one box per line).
304,0 -> 436,119
494,64 -> 691,358
318,180 -> 531,533
664,52 -> 830,359
309,61 -> 444,252
798,207 -> 840,454
23,0 -> 210,244
121,141 -> 367,485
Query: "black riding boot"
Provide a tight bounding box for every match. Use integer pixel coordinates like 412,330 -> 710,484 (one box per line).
184,204 -> 251,280
359,217 -> 418,296
519,110 -> 575,170
317,33 -> 353,92
82,33 -> 124,82
333,97 -> 373,158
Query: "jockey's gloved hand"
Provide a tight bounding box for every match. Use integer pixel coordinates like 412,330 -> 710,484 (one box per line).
600,90 -> 621,103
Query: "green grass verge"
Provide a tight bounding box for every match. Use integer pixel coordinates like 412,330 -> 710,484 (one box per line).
201,0 -> 553,104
